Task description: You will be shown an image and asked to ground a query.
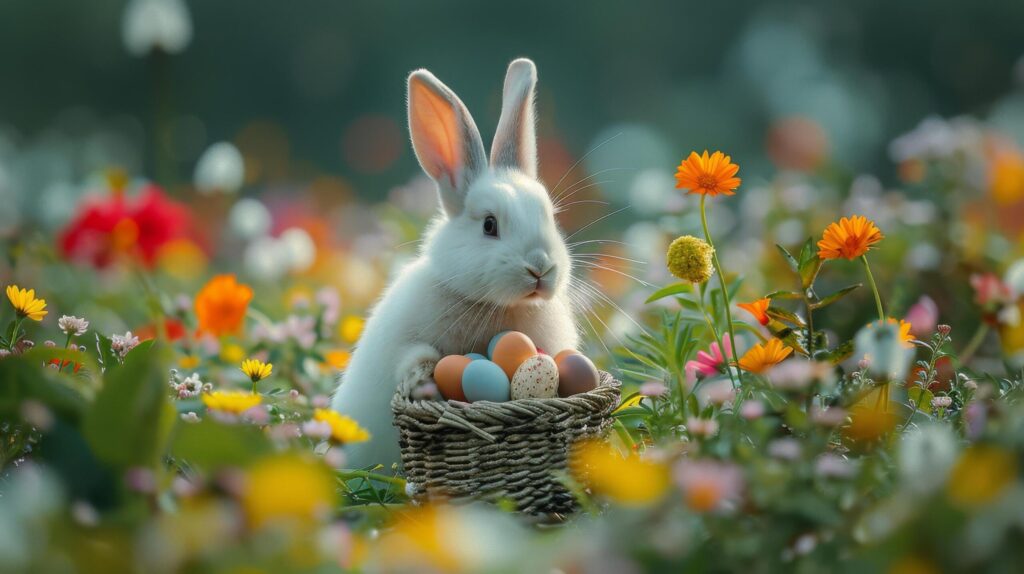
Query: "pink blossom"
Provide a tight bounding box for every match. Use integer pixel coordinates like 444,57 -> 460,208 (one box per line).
686,417 -> 719,438
970,273 -> 1012,307
639,381 -> 669,397
685,334 -> 733,386
673,459 -> 743,512
904,295 -> 939,338
740,400 -> 765,420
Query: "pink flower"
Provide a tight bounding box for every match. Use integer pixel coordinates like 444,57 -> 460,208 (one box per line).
970,273 -> 1012,307
685,334 -> 733,386
673,459 -> 743,512
639,381 -> 669,397
904,295 -> 939,338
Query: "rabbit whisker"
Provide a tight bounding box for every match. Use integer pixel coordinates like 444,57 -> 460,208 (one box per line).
549,131 -> 623,197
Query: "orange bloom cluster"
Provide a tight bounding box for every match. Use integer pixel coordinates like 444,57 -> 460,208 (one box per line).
817,215 -> 883,260
195,274 -> 253,336
738,338 -> 793,373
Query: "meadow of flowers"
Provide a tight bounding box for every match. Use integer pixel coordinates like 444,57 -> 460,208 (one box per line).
5,3 -> 1024,574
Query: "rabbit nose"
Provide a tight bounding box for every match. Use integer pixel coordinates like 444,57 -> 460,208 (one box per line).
525,262 -> 554,279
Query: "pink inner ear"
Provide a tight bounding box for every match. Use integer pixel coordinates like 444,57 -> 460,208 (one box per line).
409,79 -> 459,187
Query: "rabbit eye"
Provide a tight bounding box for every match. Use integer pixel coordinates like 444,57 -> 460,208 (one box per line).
483,215 -> 499,238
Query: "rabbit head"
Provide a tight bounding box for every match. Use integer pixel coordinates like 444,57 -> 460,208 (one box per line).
407,58 -> 571,307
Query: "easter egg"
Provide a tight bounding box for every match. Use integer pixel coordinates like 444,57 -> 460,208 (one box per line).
462,359 -> 511,402
554,349 -> 578,364
466,353 -> 487,361
490,331 -> 537,378
556,351 -> 599,397
487,331 -> 511,358
511,354 -> 559,400
433,355 -> 470,401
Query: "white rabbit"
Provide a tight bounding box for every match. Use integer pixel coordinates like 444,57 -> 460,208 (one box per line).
331,58 -> 579,470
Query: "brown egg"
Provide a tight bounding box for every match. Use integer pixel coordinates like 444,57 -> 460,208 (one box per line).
556,352 -> 599,397
433,355 -> 470,401
491,331 -> 537,378
554,349 -> 579,364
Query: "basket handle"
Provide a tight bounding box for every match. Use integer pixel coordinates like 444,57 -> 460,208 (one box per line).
437,410 -> 496,442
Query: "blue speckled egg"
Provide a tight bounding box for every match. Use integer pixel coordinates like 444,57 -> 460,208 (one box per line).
465,352 -> 487,361
487,331 -> 511,358
462,359 -> 510,402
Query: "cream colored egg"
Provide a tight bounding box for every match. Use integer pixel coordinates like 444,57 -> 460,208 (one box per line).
510,354 -> 559,400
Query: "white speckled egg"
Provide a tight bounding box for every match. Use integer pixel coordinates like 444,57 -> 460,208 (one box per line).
510,354 -> 559,400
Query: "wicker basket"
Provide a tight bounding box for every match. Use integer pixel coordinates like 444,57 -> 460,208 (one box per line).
391,369 -> 621,515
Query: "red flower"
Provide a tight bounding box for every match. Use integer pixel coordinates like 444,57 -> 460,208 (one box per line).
136,318 -> 187,342
59,186 -> 190,268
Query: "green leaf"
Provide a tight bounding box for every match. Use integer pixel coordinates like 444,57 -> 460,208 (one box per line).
0,355 -> 88,423
765,290 -> 803,300
818,339 -> 855,364
776,244 -> 799,273
645,283 -> 692,304
169,418 -> 272,468
811,284 -> 862,310
767,306 -> 806,327
95,333 -> 118,371
908,387 -> 934,415
799,257 -> 824,290
83,342 -> 174,467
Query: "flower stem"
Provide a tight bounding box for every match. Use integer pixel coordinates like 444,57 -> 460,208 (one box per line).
959,323 -> 988,365
860,255 -> 885,323
699,195 -> 740,373
696,282 -> 737,388
7,317 -> 24,351
57,333 -> 73,373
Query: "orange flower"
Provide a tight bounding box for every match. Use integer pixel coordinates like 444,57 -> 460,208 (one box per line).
737,297 -> 770,326
871,318 -> 914,348
674,150 -> 742,196
817,215 -> 883,260
989,150 -> 1024,205
738,338 -> 793,373
195,274 -> 253,337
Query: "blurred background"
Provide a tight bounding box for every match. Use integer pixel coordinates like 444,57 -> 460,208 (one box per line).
3,0 -> 1024,358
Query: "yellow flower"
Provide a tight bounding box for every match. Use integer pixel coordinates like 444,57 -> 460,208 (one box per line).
374,506 -> 461,572
312,409 -> 370,445
6,285 -> 48,321
666,235 -> 715,283
220,343 -> 245,364
674,150 -> 742,196
339,315 -> 365,344
946,445 -> 1017,508
241,454 -> 336,528
989,150 -> 1024,205
870,317 -> 913,348
194,274 -> 253,337
241,358 -> 273,383
569,439 -> 670,506
738,338 -> 793,373
323,349 -> 352,371
737,297 -> 771,326
202,390 -> 262,415
817,215 -> 884,260
178,355 -> 201,369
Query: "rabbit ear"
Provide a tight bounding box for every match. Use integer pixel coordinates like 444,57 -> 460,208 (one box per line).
408,69 -> 486,215
490,58 -> 538,179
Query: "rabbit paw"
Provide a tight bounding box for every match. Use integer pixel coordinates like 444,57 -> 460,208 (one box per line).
395,343 -> 441,384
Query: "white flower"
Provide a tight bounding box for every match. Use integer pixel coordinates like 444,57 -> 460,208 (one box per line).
815,454 -> 855,479
194,142 -> 245,195
854,321 -> 915,382
122,0 -> 193,57
243,236 -> 290,281
1005,259 -> 1024,298
931,396 -> 953,410
279,227 -> 317,272
173,373 -> 208,399
768,438 -> 802,461
110,331 -> 140,359
229,198 -> 272,240
57,315 -> 89,337
898,423 -> 957,495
